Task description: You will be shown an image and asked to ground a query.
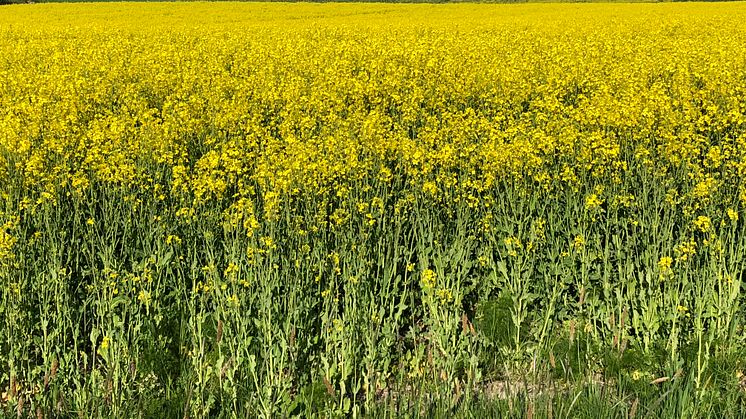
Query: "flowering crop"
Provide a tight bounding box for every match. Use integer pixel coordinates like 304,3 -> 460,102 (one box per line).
1,3 -> 746,417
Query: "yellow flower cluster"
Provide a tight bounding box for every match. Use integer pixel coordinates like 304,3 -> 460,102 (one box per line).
0,217 -> 17,267
0,3 -> 743,227
421,269 -> 437,289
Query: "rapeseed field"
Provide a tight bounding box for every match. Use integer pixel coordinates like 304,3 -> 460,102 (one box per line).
1,3 -> 746,417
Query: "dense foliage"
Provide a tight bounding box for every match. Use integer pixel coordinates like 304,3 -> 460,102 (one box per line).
1,3 -> 746,417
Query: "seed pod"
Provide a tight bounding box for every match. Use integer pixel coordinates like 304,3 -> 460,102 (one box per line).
219,356 -> 234,379
16,395 -> 24,418
323,377 -> 335,397
216,319 -> 223,345
44,358 -> 59,391
453,379 -> 462,405
629,397 -> 639,418
50,359 -> 59,380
